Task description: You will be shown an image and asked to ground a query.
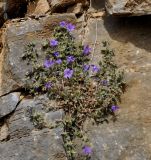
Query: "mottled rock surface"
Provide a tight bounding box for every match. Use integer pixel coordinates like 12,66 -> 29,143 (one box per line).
49,0 -> 88,13
106,0 -> 151,16
67,3 -> 84,15
31,0 -> 50,15
0,123 -> 9,141
1,1 -> 151,159
83,15 -> 151,159
89,0 -> 105,11
0,14 -> 77,96
0,92 -> 20,118
0,96 -> 66,160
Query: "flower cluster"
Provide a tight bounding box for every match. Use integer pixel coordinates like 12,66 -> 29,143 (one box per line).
60,21 -> 75,32
43,22 -> 100,85
83,64 -> 100,73
23,21 -> 125,160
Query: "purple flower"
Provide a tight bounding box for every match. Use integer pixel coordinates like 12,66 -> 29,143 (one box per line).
44,59 -> 54,68
60,21 -> 67,28
83,45 -> 92,55
111,105 -> 119,112
66,23 -> 75,32
56,59 -> 62,64
34,86 -> 39,92
67,56 -> 75,63
91,65 -> 100,73
50,39 -> 58,47
45,82 -> 52,89
83,65 -> 90,72
91,65 -> 100,72
64,68 -> 74,79
102,80 -> 108,86
53,51 -> 59,57
82,146 -> 92,155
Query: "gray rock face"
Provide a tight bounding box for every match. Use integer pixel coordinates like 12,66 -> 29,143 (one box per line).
1,7 -> 151,160
0,130 -> 66,160
106,0 -> 151,16
0,92 -> 20,118
0,96 -> 66,160
83,15 -> 151,159
0,14 -> 76,96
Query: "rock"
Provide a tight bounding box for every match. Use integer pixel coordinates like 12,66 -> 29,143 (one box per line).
0,1 -> 4,17
89,0 -> 105,12
27,1 -> 38,15
0,130 -> 66,160
6,0 -> 28,18
0,14 -> 77,96
67,3 -> 83,15
106,0 -> 151,16
90,11 -> 105,18
50,0 -> 77,13
0,92 -> 20,118
87,122 -> 151,160
83,15 -> 151,159
0,96 -> 66,160
49,0 -> 88,13
33,0 -> 50,15
45,109 -> 64,127
0,123 -> 9,141
0,1 -> 5,26
1,5 -> 151,159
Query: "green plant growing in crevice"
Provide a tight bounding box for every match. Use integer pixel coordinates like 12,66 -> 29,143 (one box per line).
26,106 -> 46,129
22,21 -> 125,160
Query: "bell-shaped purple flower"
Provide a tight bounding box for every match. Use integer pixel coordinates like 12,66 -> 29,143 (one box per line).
53,51 -> 59,57
45,82 -> 52,89
82,146 -> 92,155
44,59 -> 54,68
111,105 -> 119,112
56,59 -> 62,64
91,65 -> 100,73
67,56 -> 75,63
50,39 -> 58,47
102,80 -> 108,86
83,45 -> 92,55
60,21 -> 67,28
66,23 -> 75,32
83,65 -> 90,72
64,68 -> 74,79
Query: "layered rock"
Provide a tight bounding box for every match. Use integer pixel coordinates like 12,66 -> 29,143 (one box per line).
0,92 -> 20,118
0,96 -> 66,160
49,0 -> 88,13
27,0 -> 50,16
83,15 -> 151,159
106,0 -> 151,16
0,14 -> 77,96
0,1 -> 151,159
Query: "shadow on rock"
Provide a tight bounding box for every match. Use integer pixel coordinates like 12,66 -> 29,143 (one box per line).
103,15 -> 151,53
